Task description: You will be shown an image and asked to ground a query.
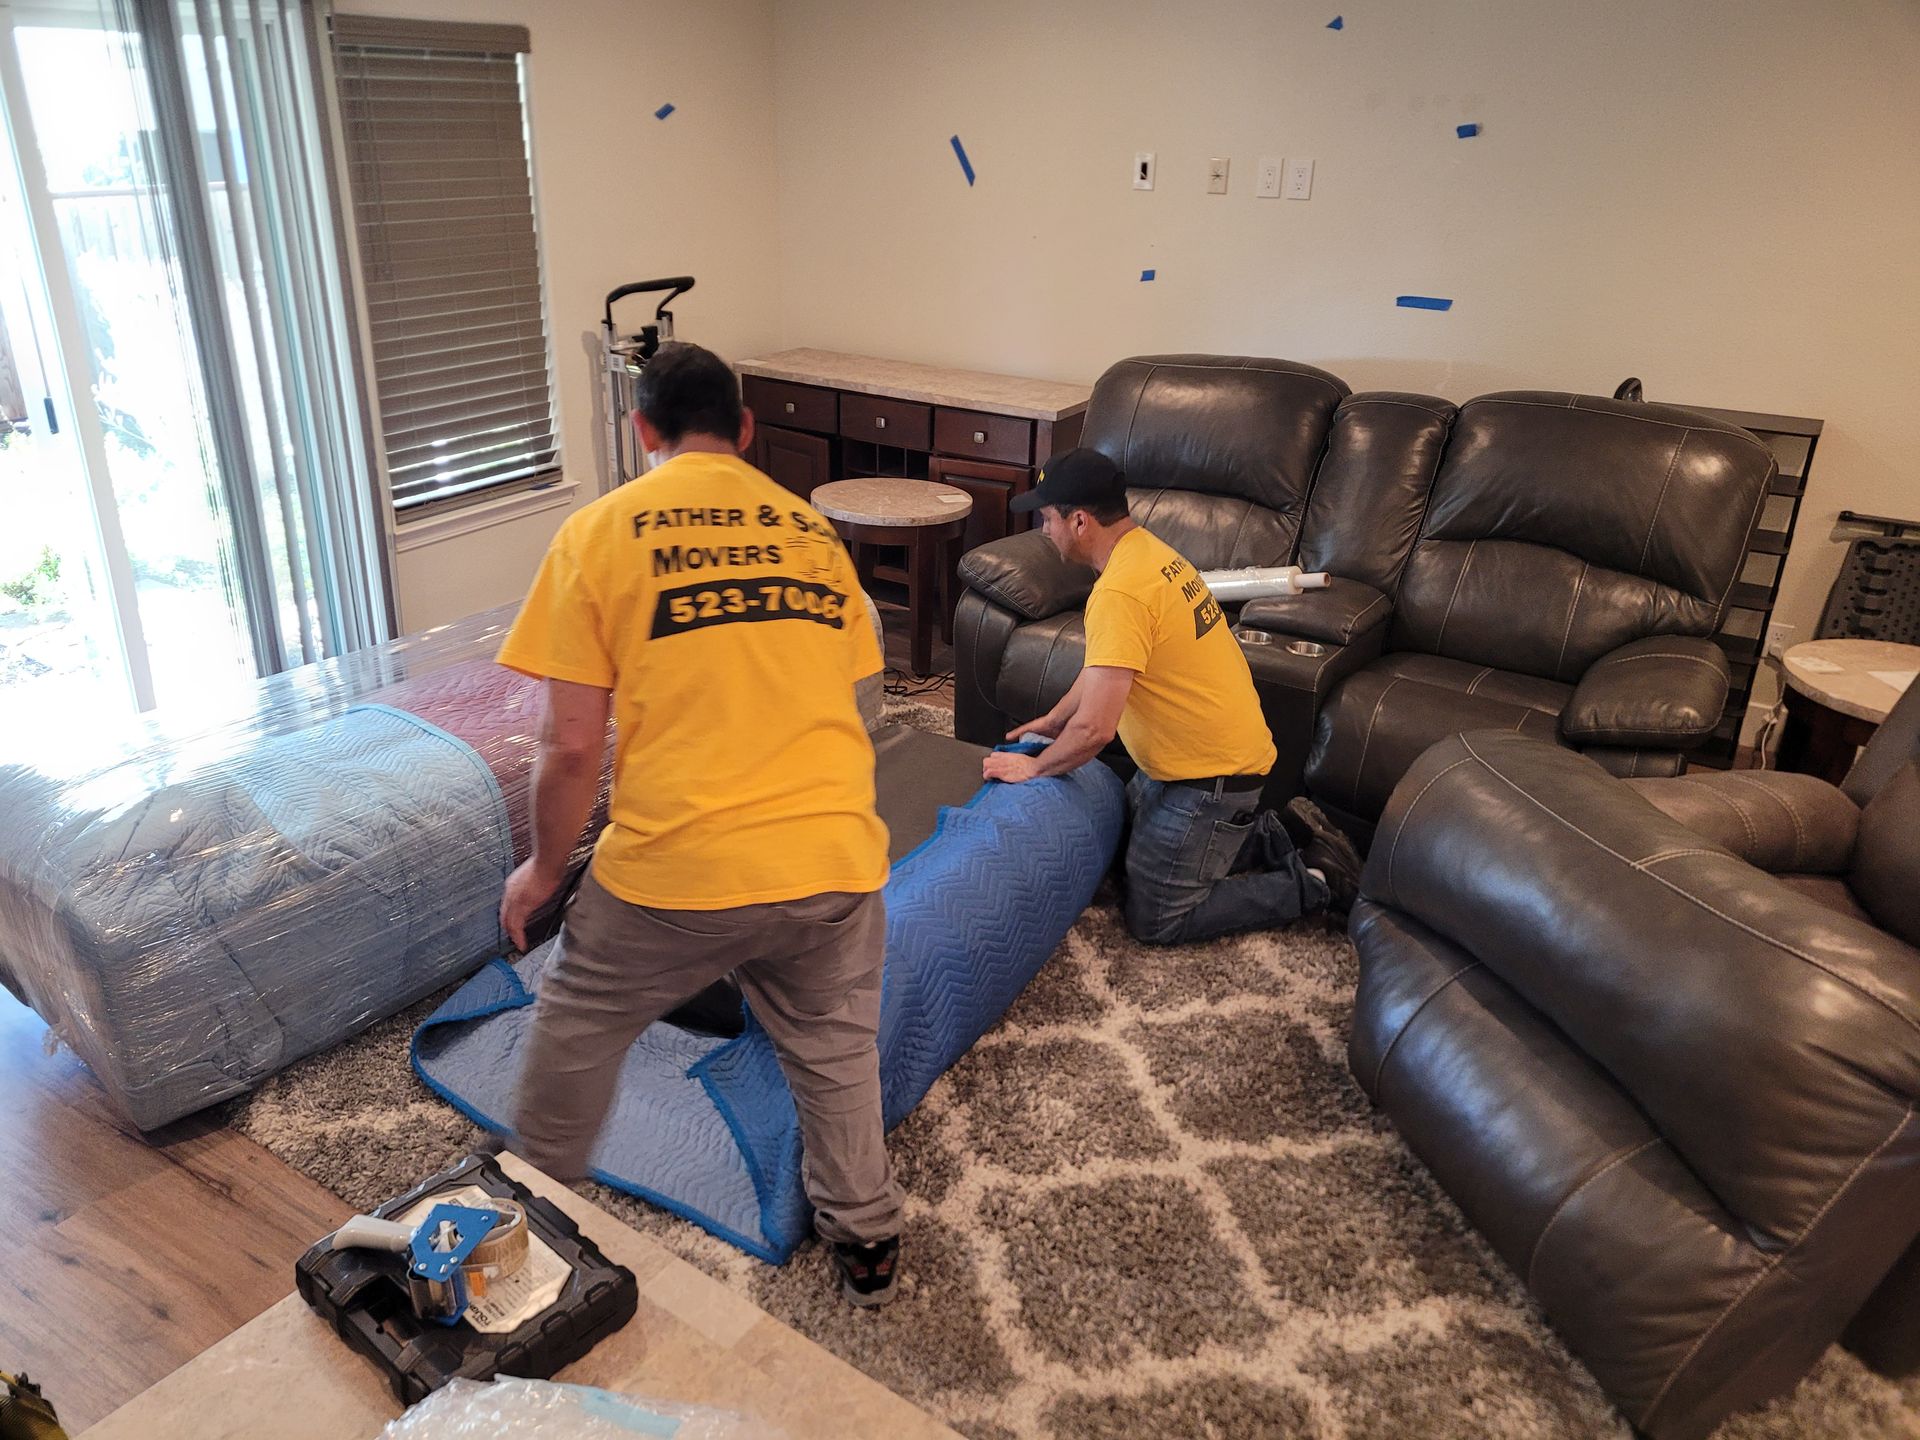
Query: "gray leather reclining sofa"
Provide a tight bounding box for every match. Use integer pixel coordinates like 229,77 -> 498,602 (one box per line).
1351,674 -> 1920,1438
953,355 -> 1774,833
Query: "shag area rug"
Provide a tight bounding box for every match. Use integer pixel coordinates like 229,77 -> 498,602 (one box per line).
227,700 -> 1920,1439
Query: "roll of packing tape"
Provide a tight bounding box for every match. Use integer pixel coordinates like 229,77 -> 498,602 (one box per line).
465,1199 -> 529,1285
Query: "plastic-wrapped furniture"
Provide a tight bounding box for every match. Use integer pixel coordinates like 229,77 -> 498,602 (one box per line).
0,608 -> 577,1128
0,596 -> 891,1130
1347,677 -> 1920,1439
953,357 -> 1773,825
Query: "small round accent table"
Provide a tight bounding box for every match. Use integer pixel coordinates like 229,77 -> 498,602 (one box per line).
1777,638 -> 1920,783
811,478 -> 973,677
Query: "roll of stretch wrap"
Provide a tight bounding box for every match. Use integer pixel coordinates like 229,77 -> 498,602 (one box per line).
1199,566 -> 1331,603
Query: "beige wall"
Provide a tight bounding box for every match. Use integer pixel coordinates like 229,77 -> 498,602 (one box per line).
358,0 -> 783,630
769,0 -> 1920,736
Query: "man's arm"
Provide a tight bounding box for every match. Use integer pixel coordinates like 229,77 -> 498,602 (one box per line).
982,666 -> 1133,783
500,678 -> 612,950
1003,669 -> 1090,741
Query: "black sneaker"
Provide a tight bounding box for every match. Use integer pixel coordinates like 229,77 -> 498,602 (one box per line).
831,1236 -> 901,1308
1285,797 -> 1363,915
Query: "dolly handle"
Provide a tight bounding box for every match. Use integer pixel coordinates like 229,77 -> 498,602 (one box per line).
604,277 -> 695,329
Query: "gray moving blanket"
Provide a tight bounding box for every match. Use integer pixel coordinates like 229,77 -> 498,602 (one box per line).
0,704 -> 512,1128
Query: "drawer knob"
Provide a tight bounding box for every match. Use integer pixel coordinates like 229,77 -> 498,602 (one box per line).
875,416 -> 887,430
784,401 -> 795,414
972,430 -> 987,444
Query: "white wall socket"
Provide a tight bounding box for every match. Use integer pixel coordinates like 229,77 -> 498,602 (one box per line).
1765,621 -> 1795,658
1133,152 -> 1155,190
1206,157 -> 1229,194
1284,158 -> 1315,200
1255,156 -> 1283,199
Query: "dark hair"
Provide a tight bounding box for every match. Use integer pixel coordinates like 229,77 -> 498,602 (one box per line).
633,342 -> 744,444
1050,496 -> 1130,526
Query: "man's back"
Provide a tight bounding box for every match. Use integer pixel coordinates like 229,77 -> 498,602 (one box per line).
499,452 -> 888,909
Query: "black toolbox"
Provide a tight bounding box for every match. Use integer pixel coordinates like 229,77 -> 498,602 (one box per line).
295,1154 -> 637,1406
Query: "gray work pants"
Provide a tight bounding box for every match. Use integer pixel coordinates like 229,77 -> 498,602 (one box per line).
512,872 -> 903,1246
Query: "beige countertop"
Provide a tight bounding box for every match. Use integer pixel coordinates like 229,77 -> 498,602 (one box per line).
738,348 -> 1091,422
84,1152 -> 960,1440
1782,638 -> 1920,723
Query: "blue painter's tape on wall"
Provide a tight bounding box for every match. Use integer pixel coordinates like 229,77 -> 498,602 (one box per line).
1457,122 -> 1480,138
951,135 -> 976,186
1396,295 -> 1454,311
655,103 -> 675,120
1327,15 -> 1344,29
1140,269 -> 1156,282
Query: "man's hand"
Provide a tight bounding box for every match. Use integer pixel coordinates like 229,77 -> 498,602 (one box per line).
500,858 -> 568,952
983,750 -> 1045,784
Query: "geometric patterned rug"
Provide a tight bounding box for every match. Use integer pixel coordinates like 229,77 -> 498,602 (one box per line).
227,702 -> 1920,1439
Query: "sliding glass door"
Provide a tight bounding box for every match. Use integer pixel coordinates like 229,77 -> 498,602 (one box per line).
0,0 -> 393,728
1,0 -> 254,720
0,139 -> 134,722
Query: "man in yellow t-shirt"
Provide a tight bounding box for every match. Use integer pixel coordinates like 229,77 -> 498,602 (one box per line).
982,449 -> 1360,944
495,342 -> 901,1306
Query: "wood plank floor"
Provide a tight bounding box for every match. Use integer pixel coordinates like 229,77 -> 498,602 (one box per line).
0,991 -> 351,1431
0,601 -> 947,1431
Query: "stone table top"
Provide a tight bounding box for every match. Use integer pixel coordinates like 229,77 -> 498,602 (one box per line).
1782,638 -> 1920,723
813,477 -> 974,528
82,1152 -> 961,1440
738,348 -> 1091,421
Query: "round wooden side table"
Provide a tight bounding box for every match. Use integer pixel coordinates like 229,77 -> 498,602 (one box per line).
812,478 -> 973,677
1777,638 -> 1920,783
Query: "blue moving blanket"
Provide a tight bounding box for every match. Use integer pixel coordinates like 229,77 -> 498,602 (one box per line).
413,757 -> 1125,1261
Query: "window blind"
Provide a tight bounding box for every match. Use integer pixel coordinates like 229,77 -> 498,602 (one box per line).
332,15 -> 557,511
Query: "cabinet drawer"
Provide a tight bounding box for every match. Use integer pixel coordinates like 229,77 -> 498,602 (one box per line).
743,376 -> 837,434
934,407 -> 1032,467
929,455 -> 1029,555
839,392 -> 932,450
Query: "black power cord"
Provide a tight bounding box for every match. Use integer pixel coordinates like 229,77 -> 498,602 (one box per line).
883,667 -> 954,698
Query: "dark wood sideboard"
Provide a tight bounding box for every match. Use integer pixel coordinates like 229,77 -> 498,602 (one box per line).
736,349 -> 1090,554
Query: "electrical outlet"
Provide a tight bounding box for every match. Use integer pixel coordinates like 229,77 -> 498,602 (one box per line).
1133,152 -> 1156,190
1256,156 -> 1283,198
1284,158 -> 1315,200
1765,621 -> 1795,658
1206,157 -> 1229,194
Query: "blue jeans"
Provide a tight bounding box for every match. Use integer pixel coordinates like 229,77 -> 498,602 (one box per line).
1122,773 -> 1329,945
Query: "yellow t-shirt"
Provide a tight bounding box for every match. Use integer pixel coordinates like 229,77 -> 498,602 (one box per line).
497,451 -> 889,909
1082,527 -> 1278,783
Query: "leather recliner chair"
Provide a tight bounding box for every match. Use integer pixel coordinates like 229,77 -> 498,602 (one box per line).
1347,680 -> 1920,1439
955,354 -> 1356,803
1288,392 -> 1774,844
955,357 -> 1774,820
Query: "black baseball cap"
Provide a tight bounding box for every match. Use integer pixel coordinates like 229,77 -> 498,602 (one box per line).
1010,447 -> 1127,513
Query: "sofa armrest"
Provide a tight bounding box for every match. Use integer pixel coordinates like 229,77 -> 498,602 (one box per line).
957,532 -> 1096,622
1625,770 -> 1860,874
1238,579 -> 1391,646
1560,636 -> 1729,747
1362,727 -> 1920,1240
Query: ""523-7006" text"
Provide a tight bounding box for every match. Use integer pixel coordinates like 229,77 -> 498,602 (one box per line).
650,577 -> 848,638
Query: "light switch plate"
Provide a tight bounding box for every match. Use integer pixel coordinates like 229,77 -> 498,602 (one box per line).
1285,158 -> 1314,199
1206,157 -> 1229,194
1133,151 -> 1156,190
1256,156 -> 1282,198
